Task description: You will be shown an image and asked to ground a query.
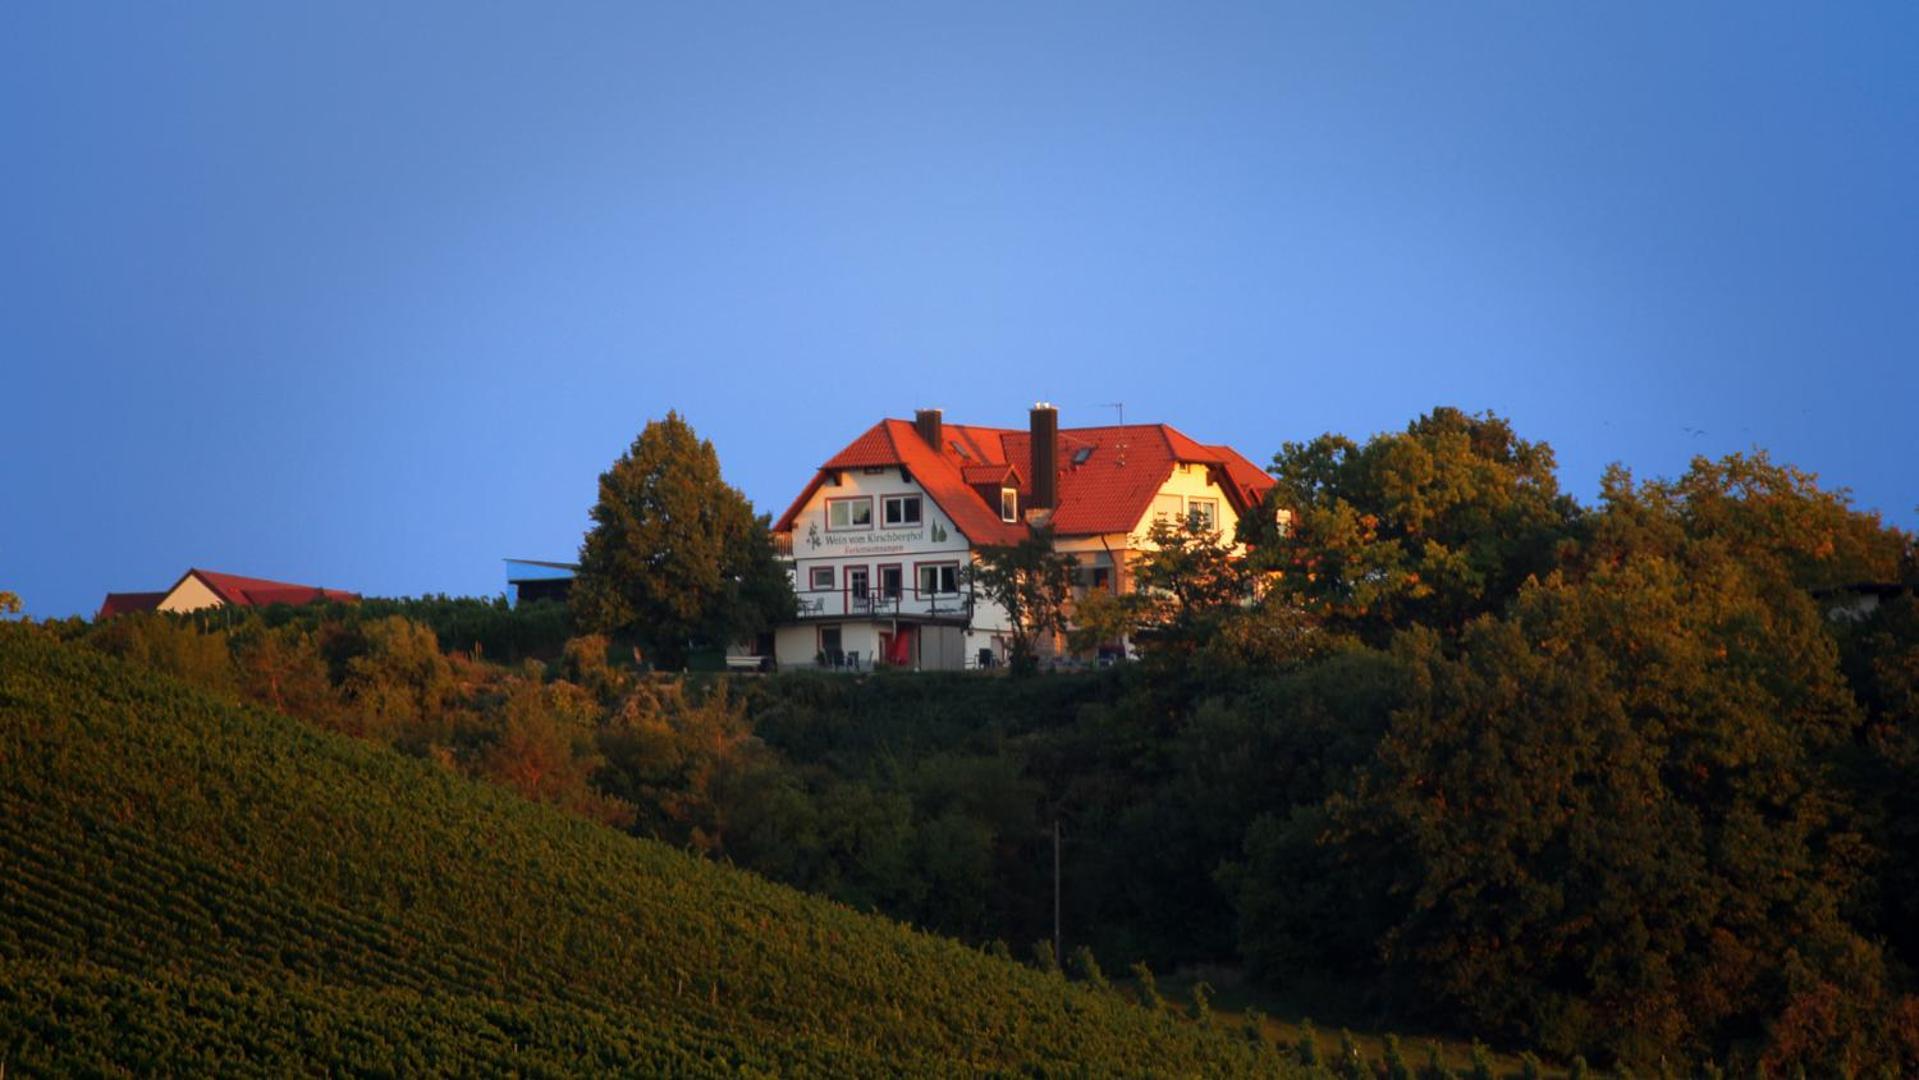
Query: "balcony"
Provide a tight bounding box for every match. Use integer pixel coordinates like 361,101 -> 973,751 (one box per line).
791,588 -> 973,623
773,532 -> 795,558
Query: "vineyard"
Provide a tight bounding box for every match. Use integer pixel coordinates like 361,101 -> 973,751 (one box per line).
0,626 -> 1287,1075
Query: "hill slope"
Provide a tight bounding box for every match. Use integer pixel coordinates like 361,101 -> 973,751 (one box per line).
0,628 -> 1283,1075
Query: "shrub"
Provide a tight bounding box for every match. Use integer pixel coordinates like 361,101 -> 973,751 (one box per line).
1070,945 -> 1108,991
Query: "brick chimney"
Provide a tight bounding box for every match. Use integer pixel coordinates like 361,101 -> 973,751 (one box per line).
1029,402 -> 1058,512
914,408 -> 943,450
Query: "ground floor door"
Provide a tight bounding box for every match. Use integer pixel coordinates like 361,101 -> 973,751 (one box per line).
880,625 -> 916,667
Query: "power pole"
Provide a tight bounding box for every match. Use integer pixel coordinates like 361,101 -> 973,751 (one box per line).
1052,816 -> 1062,970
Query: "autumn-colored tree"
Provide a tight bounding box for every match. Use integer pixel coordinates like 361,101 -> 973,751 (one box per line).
1326,559 -> 1872,1066
1578,451 -> 1909,591
0,589 -> 21,615
1127,517 -> 1255,650
1253,407 -> 1583,643
964,532 -> 1076,675
560,633 -> 628,701
232,622 -> 341,726
341,615 -> 455,746
1231,455 -> 1917,1070
478,676 -> 635,827
573,412 -> 794,669
596,678 -> 780,855
1070,516 -> 1322,674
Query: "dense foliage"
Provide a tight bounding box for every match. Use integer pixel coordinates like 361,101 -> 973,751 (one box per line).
1248,408 -> 1584,643
0,628 -> 1285,1075
572,411 -> 794,668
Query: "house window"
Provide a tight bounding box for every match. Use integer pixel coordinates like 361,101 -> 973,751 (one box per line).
1072,446 -> 1094,465
1091,566 -> 1112,591
882,494 -> 922,527
827,497 -> 873,531
879,564 -> 903,600
1188,498 -> 1218,531
917,563 -> 959,595
1000,488 -> 1018,522
808,566 -> 834,591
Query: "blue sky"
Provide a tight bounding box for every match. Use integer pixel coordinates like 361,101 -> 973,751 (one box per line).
4,3 -> 1914,618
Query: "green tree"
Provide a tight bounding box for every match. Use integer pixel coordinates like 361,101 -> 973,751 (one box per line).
964,532 -> 1075,675
573,412 -> 794,669
1254,407 -> 1583,643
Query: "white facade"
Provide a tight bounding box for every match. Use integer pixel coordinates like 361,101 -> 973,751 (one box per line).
156,574 -> 227,614
774,465 -> 1015,671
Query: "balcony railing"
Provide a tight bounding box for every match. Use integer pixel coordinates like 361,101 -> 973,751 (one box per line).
773,532 -> 795,558
791,588 -> 973,622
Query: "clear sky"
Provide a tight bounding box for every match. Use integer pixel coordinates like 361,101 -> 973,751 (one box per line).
4,3 -> 1915,618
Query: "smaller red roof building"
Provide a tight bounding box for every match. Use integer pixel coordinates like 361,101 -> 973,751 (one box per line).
96,591 -> 169,620
97,568 -> 357,620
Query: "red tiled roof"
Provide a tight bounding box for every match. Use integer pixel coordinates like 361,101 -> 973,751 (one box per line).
776,417 -> 1275,543
185,569 -> 357,608
97,591 -> 166,620
780,420 -> 1027,545
1209,445 -> 1277,509
962,463 -> 1017,485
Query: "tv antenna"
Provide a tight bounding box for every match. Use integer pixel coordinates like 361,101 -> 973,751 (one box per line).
1100,402 -> 1128,467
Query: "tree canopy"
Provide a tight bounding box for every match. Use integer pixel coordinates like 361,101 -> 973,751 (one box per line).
1228,437 -> 1919,1071
1253,407 -> 1583,643
572,412 -> 793,668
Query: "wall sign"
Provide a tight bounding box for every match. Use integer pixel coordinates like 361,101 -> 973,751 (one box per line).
806,517 -> 949,556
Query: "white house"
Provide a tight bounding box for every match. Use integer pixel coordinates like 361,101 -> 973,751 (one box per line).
768,404 -> 1275,670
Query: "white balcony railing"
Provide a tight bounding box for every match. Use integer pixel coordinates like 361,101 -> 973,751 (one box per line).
791,588 -> 973,622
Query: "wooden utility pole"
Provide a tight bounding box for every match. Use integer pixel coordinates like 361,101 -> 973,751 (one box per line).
1052,816 -> 1062,970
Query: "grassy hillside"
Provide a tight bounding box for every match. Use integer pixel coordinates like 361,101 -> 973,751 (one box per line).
0,627 -> 1284,1075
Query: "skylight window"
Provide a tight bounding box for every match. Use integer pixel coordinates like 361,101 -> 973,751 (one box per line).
1072,446 -> 1094,465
